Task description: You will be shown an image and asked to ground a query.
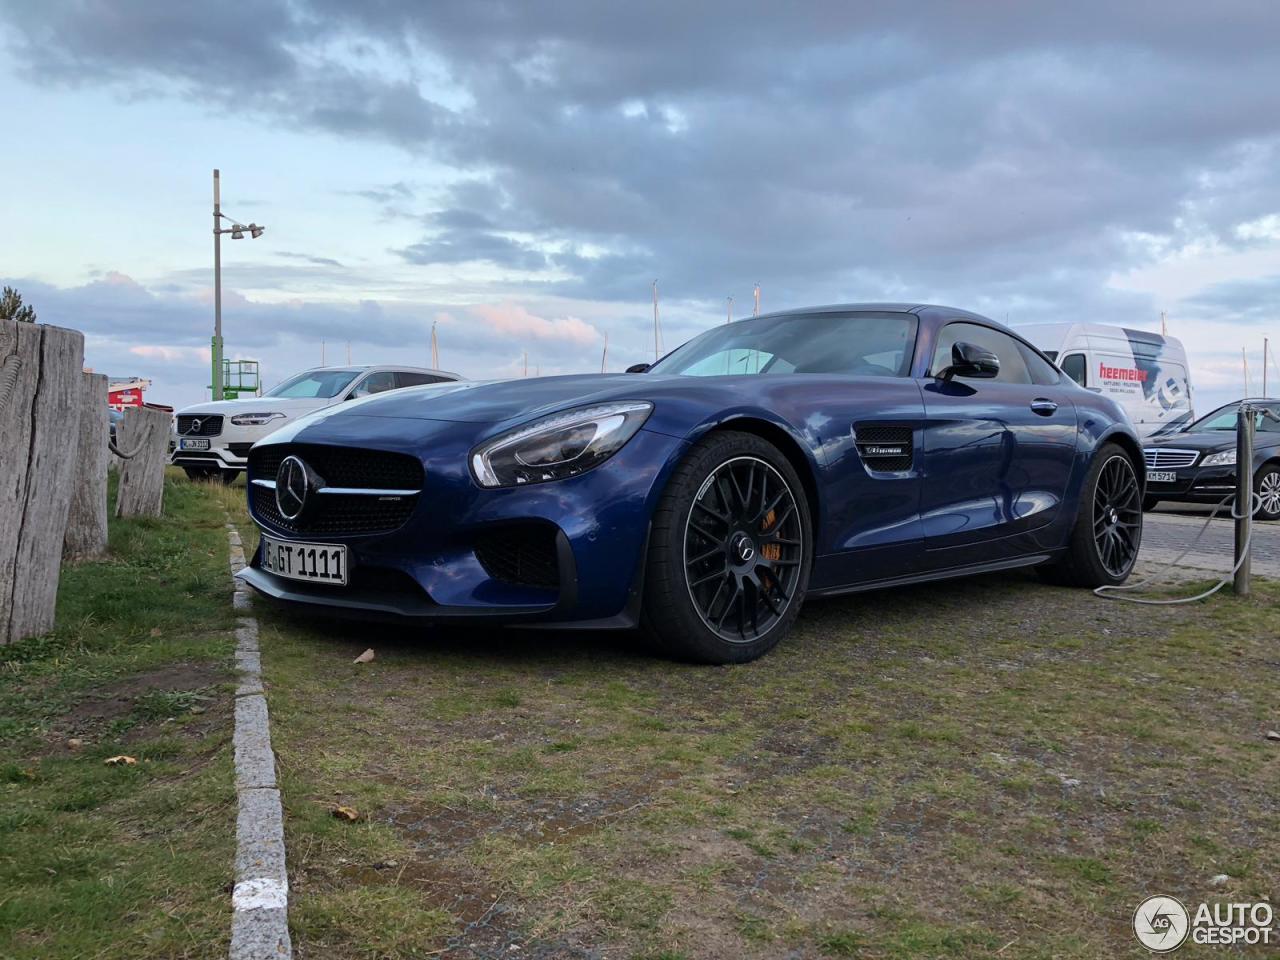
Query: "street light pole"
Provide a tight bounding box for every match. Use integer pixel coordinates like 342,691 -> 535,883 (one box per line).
213,169 -> 223,401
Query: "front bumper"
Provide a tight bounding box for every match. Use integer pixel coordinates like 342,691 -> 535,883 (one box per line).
235,420 -> 686,628
1145,466 -> 1238,504
171,421 -> 275,472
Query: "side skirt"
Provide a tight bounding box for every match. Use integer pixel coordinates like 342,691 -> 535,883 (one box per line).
808,553 -> 1055,599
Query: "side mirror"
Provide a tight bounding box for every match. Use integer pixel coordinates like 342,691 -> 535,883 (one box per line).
938,341 -> 999,381
625,363 -> 651,374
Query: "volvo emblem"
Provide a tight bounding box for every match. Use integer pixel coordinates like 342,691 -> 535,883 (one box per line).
189,418 -> 202,434
275,455 -> 311,520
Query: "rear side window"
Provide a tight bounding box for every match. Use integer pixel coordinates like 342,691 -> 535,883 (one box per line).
1060,353 -> 1087,386
396,372 -> 451,388
351,371 -> 398,397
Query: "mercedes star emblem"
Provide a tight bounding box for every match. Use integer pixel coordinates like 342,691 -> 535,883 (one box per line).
275,455 -> 311,520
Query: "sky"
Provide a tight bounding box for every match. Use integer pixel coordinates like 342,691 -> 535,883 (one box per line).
2,1 -> 1279,413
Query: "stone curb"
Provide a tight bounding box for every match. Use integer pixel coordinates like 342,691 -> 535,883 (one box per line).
225,522 -> 292,960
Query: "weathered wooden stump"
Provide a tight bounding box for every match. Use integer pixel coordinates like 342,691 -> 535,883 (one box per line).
63,372 -> 110,562
1,317 -> 85,645
114,406 -> 170,519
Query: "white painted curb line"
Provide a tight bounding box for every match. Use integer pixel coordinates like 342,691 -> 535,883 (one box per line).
226,523 -> 293,960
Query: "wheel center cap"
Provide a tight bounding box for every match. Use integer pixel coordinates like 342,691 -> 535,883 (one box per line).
1109,507 -> 1119,525
731,533 -> 756,563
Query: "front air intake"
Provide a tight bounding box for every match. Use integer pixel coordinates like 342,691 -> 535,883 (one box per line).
474,525 -> 561,590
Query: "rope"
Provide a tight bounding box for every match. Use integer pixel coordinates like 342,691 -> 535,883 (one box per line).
108,436 -> 149,460
1094,492 -> 1264,605
109,412 -> 158,460
0,354 -> 20,412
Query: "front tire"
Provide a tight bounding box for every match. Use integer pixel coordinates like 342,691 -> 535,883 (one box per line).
1256,464 -> 1280,521
182,466 -> 217,482
1038,443 -> 1143,587
641,431 -> 813,664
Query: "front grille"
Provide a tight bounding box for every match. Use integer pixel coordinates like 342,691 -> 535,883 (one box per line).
250,444 -> 423,490
248,443 -> 424,536
854,424 -> 913,472
1144,448 -> 1199,469
474,525 -> 560,590
250,484 -> 418,535
176,415 -> 223,437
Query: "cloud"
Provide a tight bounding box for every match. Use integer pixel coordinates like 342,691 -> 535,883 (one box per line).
3,0 -> 1280,414
129,344 -> 210,362
277,251 -> 345,268
469,302 -> 599,345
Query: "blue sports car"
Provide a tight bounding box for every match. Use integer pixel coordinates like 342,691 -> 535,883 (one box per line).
237,304 -> 1144,663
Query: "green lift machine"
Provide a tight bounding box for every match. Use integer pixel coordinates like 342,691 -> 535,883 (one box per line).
210,337 -> 261,399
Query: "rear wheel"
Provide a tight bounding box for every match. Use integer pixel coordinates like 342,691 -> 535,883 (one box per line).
641,431 -> 812,664
1256,464 -> 1280,521
1038,443 -> 1142,587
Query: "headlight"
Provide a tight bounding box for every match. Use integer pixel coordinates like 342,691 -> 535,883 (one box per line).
230,412 -> 286,426
1201,450 -> 1236,467
471,401 -> 653,488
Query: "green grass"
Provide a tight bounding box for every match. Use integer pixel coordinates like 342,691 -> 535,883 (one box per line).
0,470 -> 236,960
219,484 -> 1280,960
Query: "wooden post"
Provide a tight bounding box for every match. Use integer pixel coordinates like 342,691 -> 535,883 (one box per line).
63,372 -> 110,562
1,318 -> 85,645
114,406 -> 170,518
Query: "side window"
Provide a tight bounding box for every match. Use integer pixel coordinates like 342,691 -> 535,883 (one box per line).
1018,342 -> 1063,386
350,371 -> 397,397
1060,353 -> 1087,386
930,322 -> 1032,385
395,372 -> 449,388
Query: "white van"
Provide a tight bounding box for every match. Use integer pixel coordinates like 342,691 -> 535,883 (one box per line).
1016,322 -> 1194,437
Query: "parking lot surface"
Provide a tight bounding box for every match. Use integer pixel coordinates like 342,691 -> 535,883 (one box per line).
1143,506 -> 1280,578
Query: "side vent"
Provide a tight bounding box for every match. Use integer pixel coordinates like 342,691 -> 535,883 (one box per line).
853,424 -> 913,472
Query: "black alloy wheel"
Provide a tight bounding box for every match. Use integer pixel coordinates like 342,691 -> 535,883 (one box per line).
1256,465 -> 1280,521
1093,454 -> 1142,578
682,455 -> 806,643
642,431 -> 813,663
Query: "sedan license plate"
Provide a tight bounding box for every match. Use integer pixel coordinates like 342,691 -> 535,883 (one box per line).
260,536 -> 347,585
179,438 -> 210,450
1146,470 -> 1177,484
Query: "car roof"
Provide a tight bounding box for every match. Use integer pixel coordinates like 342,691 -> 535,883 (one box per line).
753,302 -> 1023,334
294,364 -> 462,378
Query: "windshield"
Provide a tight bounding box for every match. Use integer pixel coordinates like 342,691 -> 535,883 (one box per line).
264,369 -> 360,399
650,312 -> 918,378
1187,402 -> 1280,433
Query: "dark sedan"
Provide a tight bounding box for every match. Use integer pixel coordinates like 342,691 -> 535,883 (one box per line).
237,303 -> 1145,663
1143,399 -> 1280,520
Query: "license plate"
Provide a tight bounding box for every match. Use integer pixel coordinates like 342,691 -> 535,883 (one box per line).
179,438 -> 210,450
1147,471 -> 1177,483
260,536 -> 347,585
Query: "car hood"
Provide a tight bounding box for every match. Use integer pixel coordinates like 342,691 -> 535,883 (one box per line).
1147,430 -> 1238,452
333,374 -> 676,424
174,396 -> 331,417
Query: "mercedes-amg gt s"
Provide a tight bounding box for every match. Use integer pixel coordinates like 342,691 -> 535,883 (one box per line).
237,304 -> 1144,663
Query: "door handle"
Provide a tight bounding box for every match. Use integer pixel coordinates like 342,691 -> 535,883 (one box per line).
1030,398 -> 1058,416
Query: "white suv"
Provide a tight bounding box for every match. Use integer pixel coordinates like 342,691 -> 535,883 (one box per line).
170,364 -> 462,482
